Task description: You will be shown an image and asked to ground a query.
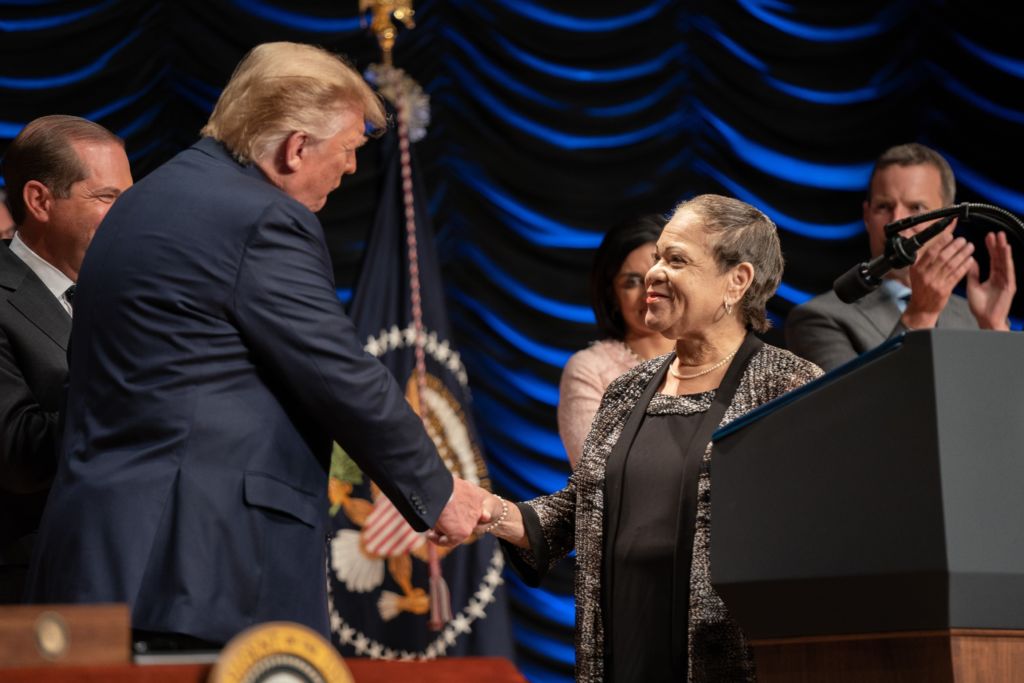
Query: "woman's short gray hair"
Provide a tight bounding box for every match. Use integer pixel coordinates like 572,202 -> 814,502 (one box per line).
672,194 -> 783,332
200,42 -> 387,165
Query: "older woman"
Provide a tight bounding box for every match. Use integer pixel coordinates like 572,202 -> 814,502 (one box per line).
558,214 -> 676,468
478,195 -> 822,682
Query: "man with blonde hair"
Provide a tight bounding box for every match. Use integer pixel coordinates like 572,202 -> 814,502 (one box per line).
27,43 -> 488,647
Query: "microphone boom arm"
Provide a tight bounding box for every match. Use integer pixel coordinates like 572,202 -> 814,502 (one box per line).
833,202 -> 1024,304
884,202 -> 1024,245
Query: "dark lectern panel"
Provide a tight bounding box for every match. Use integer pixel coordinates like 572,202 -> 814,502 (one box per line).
931,332 -> 1024,628
711,330 -> 1024,639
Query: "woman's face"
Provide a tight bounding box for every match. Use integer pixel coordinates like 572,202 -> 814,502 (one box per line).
613,241 -> 658,340
644,210 -> 733,339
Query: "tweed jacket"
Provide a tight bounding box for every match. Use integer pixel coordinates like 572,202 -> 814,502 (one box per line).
507,342 -> 822,682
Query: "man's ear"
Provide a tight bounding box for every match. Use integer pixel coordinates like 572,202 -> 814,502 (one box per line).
22,180 -> 53,223
281,131 -> 308,173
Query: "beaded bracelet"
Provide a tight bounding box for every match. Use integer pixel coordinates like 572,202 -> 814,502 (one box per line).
483,495 -> 509,534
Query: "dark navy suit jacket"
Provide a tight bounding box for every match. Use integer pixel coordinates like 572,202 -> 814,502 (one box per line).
26,138 -> 453,643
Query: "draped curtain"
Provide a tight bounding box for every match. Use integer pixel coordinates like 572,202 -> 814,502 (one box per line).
3,2 -> 1022,681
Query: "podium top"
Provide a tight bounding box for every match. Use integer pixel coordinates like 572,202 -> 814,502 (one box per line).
713,332 -> 906,442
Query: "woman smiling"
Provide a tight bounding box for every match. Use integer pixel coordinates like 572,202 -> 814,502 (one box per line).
478,194 -> 823,682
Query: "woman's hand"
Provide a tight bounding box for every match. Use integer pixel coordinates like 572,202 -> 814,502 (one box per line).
474,493 -> 530,548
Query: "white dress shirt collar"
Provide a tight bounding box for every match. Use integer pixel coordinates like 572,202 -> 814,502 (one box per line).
9,232 -> 75,315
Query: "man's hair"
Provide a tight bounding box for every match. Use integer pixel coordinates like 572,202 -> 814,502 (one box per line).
868,143 -> 956,205
672,194 -> 783,333
591,214 -> 666,340
1,115 -> 123,225
201,42 -> 387,164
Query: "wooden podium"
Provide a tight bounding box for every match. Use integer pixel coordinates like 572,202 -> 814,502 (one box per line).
1,656 -> 528,683
749,629 -> 1024,682
710,330 -> 1024,682
0,604 -> 527,682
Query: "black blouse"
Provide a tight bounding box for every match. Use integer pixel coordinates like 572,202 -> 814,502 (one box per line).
603,390 -> 715,683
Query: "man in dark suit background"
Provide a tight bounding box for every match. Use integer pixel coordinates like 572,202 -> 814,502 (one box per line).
0,115 -> 132,602
26,42 -> 488,646
786,143 -> 1016,371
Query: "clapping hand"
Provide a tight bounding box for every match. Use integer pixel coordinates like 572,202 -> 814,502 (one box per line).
967,231 -> 1016,330
903,222 -> 974,330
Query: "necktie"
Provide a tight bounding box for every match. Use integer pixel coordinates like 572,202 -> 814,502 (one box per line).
64,284 -> 76,312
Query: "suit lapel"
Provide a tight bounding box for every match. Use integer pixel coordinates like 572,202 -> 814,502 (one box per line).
853,287 -> 901,339
1,247 -> 71,351
853,286 -> 975,336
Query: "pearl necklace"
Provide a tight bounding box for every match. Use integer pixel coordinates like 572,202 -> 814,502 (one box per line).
669,348 -> 738,380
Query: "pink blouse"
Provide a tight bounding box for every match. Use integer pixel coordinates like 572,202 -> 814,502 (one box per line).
557,339 -> 643,468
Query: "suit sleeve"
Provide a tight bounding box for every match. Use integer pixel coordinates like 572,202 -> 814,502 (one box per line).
230,203 -> 452,531
784,302 -> 860,372
0,325 -> 58,494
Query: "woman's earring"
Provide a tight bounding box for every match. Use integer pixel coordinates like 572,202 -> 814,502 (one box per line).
724,298 -> 734,316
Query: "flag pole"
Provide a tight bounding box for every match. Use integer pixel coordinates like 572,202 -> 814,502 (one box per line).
363,0 -> 452,630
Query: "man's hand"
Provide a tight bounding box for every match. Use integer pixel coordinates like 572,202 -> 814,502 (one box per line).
427,476 -> 490,547
967,230 -> 1016,330
903,224 -> 975,330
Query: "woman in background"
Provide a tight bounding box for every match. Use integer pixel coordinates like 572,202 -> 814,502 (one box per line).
558,215 -> 675,467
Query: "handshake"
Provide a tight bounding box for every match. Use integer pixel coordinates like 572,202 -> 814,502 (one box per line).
425,476 -> 524,548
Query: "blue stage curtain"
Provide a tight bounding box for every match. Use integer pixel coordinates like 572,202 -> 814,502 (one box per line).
3,2 -> 1022,681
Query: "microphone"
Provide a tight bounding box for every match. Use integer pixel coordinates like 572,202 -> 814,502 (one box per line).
833,215 -> 955,304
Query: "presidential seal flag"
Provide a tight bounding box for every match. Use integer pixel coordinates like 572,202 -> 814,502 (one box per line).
327,74 -> 512,660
